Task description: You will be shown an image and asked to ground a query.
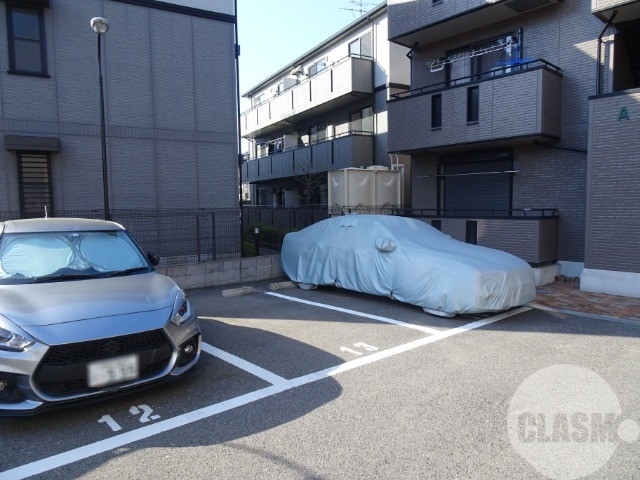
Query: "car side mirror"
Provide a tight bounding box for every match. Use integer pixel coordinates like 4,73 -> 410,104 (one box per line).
147,252 -> 160,266
375,237 -> 396,253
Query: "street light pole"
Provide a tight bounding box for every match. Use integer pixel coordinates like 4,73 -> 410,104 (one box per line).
91,17 -> 110,221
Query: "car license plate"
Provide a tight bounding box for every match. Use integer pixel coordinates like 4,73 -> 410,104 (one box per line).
87,354 -> 139,388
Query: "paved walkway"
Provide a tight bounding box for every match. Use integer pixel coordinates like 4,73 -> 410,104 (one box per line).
532,282 -> 640,321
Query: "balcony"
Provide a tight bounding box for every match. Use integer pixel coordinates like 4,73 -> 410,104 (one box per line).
388,0 -> 562,48
388,60 -> 562,154
241,56 -> 373,139
242,132 -> 374,183
592,0 -> 640,22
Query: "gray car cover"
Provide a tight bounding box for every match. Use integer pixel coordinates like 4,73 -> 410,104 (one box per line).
280,215 -> 536,316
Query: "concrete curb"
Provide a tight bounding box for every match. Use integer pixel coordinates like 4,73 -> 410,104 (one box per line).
222,286 -> 255,297
269,281 -> 296,291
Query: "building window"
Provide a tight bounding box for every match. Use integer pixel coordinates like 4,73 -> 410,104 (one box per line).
349,106 -> 373,133
309,123 -> 327,144
446,32 -> 518,85
467,86 -> 479,123
253,92 -> 266,107
308,58 -> 327,77
349,32 -> 372,58
6,4 -> 47,75
431,94 -> 442,129
17,153 -> 53,218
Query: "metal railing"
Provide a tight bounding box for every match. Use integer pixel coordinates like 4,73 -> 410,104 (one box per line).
247,130 -> 374,161
394,208 -> 559,218
243,205 -> 328,230
0,208 -> 242,265
2,206 -> 560,263
390,59 -> 562,101
241,53 -> 374,115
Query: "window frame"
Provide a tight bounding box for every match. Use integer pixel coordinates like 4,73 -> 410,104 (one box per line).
349,32 -> 372,59
308,57 -> 327,77
349,106 -> 374,134
431,94 -> 442,130
309,123 -> 327,144
445,32 -> 517,85
17,151 -> 54,218
467,86 -> 479,124
6,4 -> 48,76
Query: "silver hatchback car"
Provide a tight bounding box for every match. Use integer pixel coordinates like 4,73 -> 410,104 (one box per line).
0,218 -> 201,415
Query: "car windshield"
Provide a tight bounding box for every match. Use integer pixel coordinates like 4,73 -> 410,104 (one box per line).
0,230 -> 150,284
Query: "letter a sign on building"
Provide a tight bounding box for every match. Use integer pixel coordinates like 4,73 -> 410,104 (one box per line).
618,106 -> 630,121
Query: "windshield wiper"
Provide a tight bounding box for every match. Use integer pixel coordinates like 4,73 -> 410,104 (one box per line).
31,273 -> 104,284
105,267 -> 149,278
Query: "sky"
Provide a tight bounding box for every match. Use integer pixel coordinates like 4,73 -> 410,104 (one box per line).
236,0 -> 381,108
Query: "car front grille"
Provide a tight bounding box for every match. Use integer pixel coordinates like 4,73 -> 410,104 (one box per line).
33,330 -> 173,397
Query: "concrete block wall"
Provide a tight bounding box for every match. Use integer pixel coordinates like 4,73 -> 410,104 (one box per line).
156,254 -> 284,290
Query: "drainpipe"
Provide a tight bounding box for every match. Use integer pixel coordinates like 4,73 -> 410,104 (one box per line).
234,0 -> 245,246
367,12 -> 377,167
596,10 -> 617,96
517,27 -> 523,61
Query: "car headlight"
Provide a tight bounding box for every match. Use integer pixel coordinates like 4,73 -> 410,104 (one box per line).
0,315 -> 35,352
170,291 -> 195,327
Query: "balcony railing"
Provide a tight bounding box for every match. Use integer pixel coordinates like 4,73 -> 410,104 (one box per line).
388,59 -> 563,153
241,206 -> 559,266
393,208 -> 559,266
240,55 -> 373,138
242,131 -> 374,183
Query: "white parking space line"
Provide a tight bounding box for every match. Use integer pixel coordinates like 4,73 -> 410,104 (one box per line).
0,308 -> 529,480
265,291 -> 443,335
201,341 -> 287,385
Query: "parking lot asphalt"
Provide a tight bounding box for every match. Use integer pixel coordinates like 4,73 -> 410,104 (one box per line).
1,279 -> 639,479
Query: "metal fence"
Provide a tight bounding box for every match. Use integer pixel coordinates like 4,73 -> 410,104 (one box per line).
0,208 -> 242,266
1,205 -> 560,264
243,205 -> 329,231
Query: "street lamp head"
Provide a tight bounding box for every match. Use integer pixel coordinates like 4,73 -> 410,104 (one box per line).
90,17 -> 109,35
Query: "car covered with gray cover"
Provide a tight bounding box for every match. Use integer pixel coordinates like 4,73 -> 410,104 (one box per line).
280,215 -> 536,316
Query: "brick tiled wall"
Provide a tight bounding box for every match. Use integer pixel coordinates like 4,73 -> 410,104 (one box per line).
585,91 -> 640,273
0,1 -> 239,213
395,0 -> 600,265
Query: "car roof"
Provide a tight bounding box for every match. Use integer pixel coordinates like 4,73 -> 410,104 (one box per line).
0,217 -> 125,234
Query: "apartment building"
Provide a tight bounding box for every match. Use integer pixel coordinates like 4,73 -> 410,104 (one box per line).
0,0 -> 239,217
387,0 -> 640,297
240,2 -> 411,208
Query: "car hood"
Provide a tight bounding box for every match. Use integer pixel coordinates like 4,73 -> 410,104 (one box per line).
0,272 -> 181,328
